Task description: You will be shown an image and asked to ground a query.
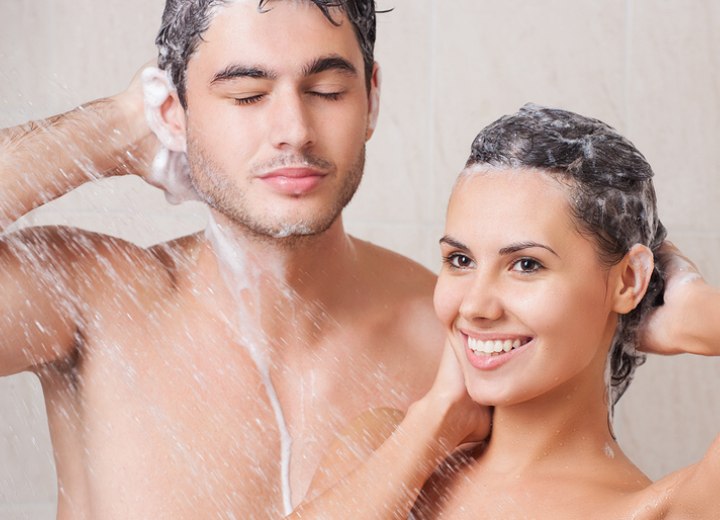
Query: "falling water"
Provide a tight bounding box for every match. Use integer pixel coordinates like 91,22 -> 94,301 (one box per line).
141,64 -> 296,514
204,215 -> 295,515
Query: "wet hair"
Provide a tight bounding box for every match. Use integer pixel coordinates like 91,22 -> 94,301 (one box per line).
155,0 -> 377,107
464,103 -> 666,407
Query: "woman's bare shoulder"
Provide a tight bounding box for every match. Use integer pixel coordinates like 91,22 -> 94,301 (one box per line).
628,434 -> 720,520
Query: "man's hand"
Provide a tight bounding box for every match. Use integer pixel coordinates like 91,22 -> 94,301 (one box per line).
109,61 -> 161,180
124,63 -> 200,204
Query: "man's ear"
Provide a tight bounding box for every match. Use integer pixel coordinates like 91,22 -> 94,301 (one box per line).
366,62 -> 381,141
158,91 -> 188,152
613,244 -> 654,314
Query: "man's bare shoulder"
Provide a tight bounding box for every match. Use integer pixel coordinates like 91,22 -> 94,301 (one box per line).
348,237 -> 444,386
0,226 -> 207,373
3,226 -> 205,303
350,236 -> 437,295
350,237 -> 439,333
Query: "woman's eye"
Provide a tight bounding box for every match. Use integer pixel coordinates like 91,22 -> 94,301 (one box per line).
511,258 -> 543,273
444,253 -> 474,269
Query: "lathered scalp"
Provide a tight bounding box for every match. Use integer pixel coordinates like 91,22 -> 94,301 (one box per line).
156,0 -> 379,106
468,337 -> 531,355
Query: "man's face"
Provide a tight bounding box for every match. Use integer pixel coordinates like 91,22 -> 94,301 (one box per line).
182,1 -> 375,238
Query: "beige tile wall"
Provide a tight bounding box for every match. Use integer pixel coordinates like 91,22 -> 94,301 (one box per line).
1,0 -> 719,517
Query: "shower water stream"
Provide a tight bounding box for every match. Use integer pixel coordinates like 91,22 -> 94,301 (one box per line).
143,66 -> 295,515
205,216 -> 295,515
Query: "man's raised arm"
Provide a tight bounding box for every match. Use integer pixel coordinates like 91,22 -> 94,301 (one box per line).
0,69 -> 156,229
0,69 -> 156,375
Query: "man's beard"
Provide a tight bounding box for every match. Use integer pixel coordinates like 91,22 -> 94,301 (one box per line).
186,138 -> 365,242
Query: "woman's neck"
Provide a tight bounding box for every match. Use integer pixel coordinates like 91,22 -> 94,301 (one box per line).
480,369 -> 623,477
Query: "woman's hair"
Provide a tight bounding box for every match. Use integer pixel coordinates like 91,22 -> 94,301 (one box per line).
464,103 -> 666,407
156,0 -> 378,107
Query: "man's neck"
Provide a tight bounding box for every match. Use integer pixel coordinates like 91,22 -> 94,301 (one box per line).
197,210 -> 358,347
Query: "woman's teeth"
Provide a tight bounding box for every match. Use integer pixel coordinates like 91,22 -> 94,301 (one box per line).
468,337 -> 527,355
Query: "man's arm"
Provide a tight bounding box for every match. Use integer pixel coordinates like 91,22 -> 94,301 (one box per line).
0,228 -> 85,375
0,69 -> 156,228
0,69 -> 156,375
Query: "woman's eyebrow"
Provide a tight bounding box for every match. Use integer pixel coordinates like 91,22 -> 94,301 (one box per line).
439,235 -> 468,250
498,241 -> 559,257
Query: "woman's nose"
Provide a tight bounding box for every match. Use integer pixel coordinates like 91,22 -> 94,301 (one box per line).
458,272 -> 504,323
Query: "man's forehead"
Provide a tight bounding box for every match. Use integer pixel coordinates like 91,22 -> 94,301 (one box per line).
191,1 -> 361,73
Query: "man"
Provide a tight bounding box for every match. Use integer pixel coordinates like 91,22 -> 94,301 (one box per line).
0,1 -> 446,517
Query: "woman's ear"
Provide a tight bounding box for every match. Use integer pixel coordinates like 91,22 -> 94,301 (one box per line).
365,62 -> 381,141
158,92 -> 188,152
613,244 -> 654,314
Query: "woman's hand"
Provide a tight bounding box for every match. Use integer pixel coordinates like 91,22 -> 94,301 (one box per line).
639,241 -> 718,356
421,340 -> 492,447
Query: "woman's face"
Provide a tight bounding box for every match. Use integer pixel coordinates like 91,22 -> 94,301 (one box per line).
433,169 -> 624,407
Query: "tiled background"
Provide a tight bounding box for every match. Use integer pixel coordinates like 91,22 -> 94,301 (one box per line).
1,1 -> 719,517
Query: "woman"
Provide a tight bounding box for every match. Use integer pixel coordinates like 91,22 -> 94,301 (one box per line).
292,104 -> 720,519
415,103 -> 672,518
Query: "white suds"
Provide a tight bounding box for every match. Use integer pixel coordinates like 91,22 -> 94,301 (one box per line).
603,443 -> 616,459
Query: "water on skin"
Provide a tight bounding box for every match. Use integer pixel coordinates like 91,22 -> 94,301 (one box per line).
205,215 -> 295,515
143,58 -> 297,514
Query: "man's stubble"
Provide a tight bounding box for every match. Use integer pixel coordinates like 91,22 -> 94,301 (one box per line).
185,133 -> 366,245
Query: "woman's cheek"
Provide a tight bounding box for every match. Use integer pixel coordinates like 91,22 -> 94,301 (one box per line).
433,276 -> 460,329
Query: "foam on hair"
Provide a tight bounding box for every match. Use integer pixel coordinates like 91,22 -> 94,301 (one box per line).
155,0 -> 378,107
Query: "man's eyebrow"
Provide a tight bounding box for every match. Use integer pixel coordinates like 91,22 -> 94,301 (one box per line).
210,64 -> 277,85
302,55 -> 357,77
498,241 -> 559,257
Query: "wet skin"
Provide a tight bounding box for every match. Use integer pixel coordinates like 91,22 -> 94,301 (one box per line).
0,2 -> 443,518
28,229 -> 439,518
300,168 -> 720,519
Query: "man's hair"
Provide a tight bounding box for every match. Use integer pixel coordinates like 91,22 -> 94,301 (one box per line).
464,103 -> 667,408
156,0 -> 377,107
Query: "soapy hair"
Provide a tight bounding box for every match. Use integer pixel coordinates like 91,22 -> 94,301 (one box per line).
155,0 -> 377,107
464,103 -> 666,407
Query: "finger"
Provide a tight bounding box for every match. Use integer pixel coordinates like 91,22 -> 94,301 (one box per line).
657,240 -> 701,278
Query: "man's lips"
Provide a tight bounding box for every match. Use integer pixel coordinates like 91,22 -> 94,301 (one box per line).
258,167 -> 328,195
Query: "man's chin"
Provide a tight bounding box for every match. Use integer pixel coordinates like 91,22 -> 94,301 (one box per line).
238,215 -> 338,243
267,223 -> 316,239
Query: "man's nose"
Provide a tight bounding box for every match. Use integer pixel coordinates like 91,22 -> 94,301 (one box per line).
269,91 -> 316,151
